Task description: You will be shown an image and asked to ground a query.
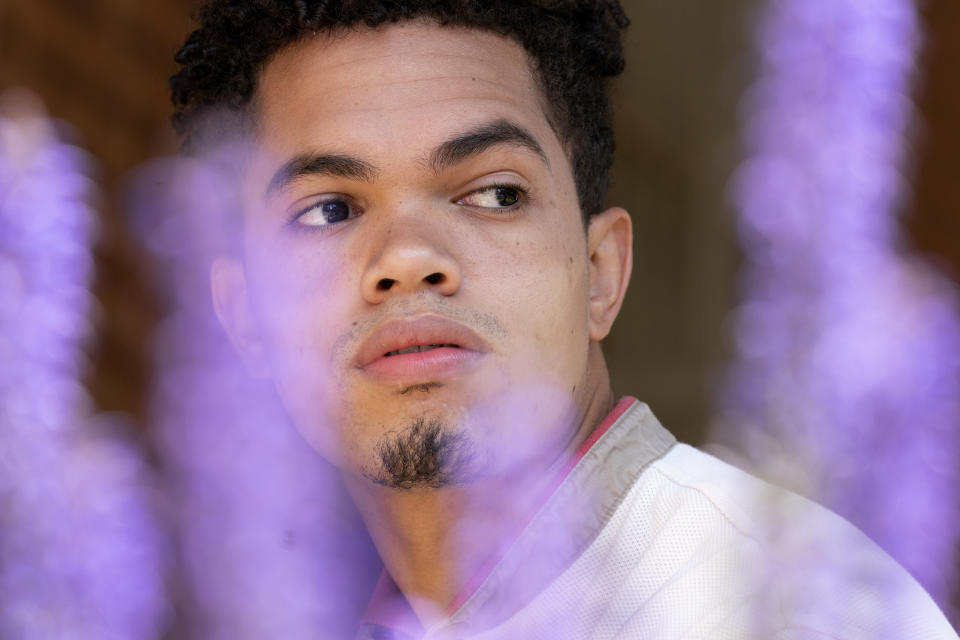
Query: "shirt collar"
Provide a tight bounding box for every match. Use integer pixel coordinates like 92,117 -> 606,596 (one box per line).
356,397 -> 676,639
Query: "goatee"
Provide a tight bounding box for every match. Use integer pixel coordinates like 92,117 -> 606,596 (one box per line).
368,418 -> 475,490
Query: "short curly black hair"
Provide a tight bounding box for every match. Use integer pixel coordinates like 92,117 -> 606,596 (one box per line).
170,0 -> 629,218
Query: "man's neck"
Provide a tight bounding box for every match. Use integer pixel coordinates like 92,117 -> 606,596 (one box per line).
343,355 -> 615,628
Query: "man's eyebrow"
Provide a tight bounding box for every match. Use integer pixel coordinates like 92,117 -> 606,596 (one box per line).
265,154 -> 379,199
427,120 -> 550,174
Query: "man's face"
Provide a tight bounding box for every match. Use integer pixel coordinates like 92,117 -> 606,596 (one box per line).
221,22 -> 607,486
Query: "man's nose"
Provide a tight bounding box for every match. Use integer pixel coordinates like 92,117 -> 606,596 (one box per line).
360,220 -> 462,304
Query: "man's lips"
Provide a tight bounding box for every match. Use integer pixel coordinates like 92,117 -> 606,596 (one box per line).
353,315 -> 487,385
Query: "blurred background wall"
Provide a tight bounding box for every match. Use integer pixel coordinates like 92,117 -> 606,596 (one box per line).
1,0 -> 958,623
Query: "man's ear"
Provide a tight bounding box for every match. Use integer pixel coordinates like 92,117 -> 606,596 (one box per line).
586,206 -> 633,342
210,257 -> 270,378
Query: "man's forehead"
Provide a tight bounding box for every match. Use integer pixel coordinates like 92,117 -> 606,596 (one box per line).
260,20 -> 537,85
253,21 -> 549,143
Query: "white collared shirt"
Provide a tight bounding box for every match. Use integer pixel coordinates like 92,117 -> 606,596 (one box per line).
359,398 -> 957,639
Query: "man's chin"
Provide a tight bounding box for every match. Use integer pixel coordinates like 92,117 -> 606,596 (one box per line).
361,416 -> 482,490
340,379 -> 577,489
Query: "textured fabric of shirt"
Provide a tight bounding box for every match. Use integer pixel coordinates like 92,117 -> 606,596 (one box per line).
357,399 -> 957,639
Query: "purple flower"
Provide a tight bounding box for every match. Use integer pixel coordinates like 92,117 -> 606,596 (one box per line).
0,93 -> 169,639
715,0 -> 960,615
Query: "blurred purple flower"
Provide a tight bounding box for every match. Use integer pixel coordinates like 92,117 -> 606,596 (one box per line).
715,0 -> 960,615
129,144 -> 379,639
0,92 -> 169,638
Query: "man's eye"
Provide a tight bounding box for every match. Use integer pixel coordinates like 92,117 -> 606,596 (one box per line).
294,198 -> 357,227
458,185 -> 525,210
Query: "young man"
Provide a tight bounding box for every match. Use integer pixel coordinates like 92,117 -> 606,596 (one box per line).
170,1 -> 957,638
